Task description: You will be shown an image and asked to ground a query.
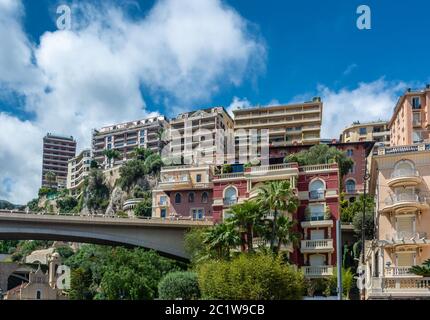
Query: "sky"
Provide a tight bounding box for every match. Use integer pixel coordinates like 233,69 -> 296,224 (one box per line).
0,0 -> 429,204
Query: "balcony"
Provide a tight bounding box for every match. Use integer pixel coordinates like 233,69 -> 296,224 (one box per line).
300,239 -> 334,253
381,193 -> 429,214
367,277 -> 430,299
246,163 -> 299,183
309,190 -> 325,201
223,198 -> 238,207
252,238 -> 293,252
301,266 -> 334,278
384,266 -> 417,277
301,216 -> 333,228
387,169 -> 422,188
384,231 -> 428,246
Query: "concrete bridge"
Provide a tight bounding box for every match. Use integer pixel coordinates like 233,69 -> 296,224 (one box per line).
0,211 -> 213,260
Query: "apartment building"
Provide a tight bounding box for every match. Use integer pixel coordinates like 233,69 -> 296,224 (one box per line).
389,86 -> 430,146
92,116 -> 168,169
233,98 -> 323,163
152,165 -> 213,220
42,133 -> 77,188
341,121 -> 390,146
66,149 -> 92,197
364,143 -> 430,299
211,162 -> 340,279
165,107 -> 234,166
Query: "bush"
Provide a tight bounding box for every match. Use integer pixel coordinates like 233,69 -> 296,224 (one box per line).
158,272 -> 200,300
197,253 -> 305,300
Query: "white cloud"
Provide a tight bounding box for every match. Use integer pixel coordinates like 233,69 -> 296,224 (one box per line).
343,63 -> 358,76
0,0 -> 266,204
226,96 -> 251,117
318,78 -> 412,138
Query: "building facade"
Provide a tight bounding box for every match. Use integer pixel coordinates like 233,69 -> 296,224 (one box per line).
92,116 -> 168,169
389,86 -> 430,147
152,165 -> 213,220
66,149 -> 92,197
341,121 -> 390,147
233,99 -> 323,163
42,133 -> 77,188
165,107 -> 234,166
364,143 -> 430,299
210,162 -> 340,279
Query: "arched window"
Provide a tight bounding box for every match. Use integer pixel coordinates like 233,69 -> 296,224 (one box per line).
309,180 -> 325,200
224,187 -> 237,205
346,180 -> 356,194
393,160 -> 416,178
202,192 -> 209,203
175,193 -> 182,204
188,192 -> 195,203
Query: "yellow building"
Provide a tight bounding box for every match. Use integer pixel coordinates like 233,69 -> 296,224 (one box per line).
364,143 -> 430,299
341,121 -> 390,146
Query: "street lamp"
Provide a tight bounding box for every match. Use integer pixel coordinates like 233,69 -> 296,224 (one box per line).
361,157 -> 371,300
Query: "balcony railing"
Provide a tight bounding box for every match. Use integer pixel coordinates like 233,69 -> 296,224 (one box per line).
223,198 -> 238,206
384,193 -> 428,206
385,231 -> 428,241
249,163 -> 296,173
390,169 -> 420,179
309,190 -> 325,200
301,239 -> 333,251
385,266 -> 414,277
383,277 -> 430,291
302,266 -> 334,277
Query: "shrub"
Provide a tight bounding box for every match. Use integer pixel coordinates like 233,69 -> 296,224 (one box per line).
158,271 -> 200,300
197,253 -> 305,300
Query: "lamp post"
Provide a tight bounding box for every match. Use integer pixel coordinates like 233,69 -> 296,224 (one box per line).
361,157 -> 371,300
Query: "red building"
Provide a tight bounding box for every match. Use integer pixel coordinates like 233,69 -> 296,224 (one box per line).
211,162 -> 340,279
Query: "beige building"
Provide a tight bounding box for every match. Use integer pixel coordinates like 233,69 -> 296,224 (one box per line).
4,253 -> 67,300
341,121 -> 390,146
364,143 -> 430,299
165,107 -> 234,165
67,149 -> 92,197
233,99 -> 322,162
389,86 -> 430,146
92,116 -> 168,169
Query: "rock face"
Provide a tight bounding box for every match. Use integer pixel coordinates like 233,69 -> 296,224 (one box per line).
105,187 -> 128,216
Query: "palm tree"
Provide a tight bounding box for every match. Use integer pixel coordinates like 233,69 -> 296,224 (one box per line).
103,149 -> 121,168
45,171 -> 57,189
203,223 -> 239,259
226,200 -> 263,253
256,180 -> 299,251
143,153 -> 163,175
275,215 -> 299,254
132,147 -> 153,161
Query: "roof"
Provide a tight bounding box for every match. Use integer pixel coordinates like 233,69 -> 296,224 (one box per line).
233,99 -> 322,114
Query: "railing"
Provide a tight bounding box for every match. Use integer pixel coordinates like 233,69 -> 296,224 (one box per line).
385,266 -> 414,277
123,198 -> 146,210
383,278 -> 430,291
390,169 -> 420,179
215,172 -> 245,179
385,231 -> 428,241
374,144 -> 430,156
384,193 -> 428,206
223,198 -> 238,206
250,163 -> 297,173
302,266 -> 334,277
299,164 -> 337,173
301,240 -> 333,250
309,190 -> 325,200
304,214 -> 326,222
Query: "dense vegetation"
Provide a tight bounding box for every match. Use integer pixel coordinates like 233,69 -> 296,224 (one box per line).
158,271 -> 200,300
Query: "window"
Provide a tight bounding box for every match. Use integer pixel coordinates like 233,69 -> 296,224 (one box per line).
202,192 -> 209,203
412,97 -> 421,109
107,136 -> 112,142
346,180 -> 356,194
359,128 -> 367,135
413,112 -> 421,126
192,209 -> 204,220
175,193 -> 182,204
196,174 -> 202,183
393,160 -> 416,178
159,196 -> 167,206
188,192 -> 195,203
413,130 -> 423,143
346,149 -> 354,157
160,208 -> 167,218
309,204 -> 325,221
224,186 -> 238,205
309,180 -> 325,200
36,290 -> 41,300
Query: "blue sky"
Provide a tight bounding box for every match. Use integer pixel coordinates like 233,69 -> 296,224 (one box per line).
0,0 -> 429,203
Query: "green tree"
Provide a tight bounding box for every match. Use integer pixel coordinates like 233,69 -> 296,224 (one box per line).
275,215 -> 299,254
0,240 -> 19,254
103,149 -> 121,168
226,200 -> 263,253
56,246 -> 75,259
134,197 -> 152,218
86,169 -> 110,214
410,259 -> 430,277
257,180 -> 299,250
327,268 -> 355,299
351,195 -> 375,239
197,253 -> 305,300
57,196 -> 78,213
158,271 -> 200,300
203,223 -> 240,259
284,144 -> 354,178
184,228 -> 211,264
69,267 -> 93,300
118,160 -> 147,191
